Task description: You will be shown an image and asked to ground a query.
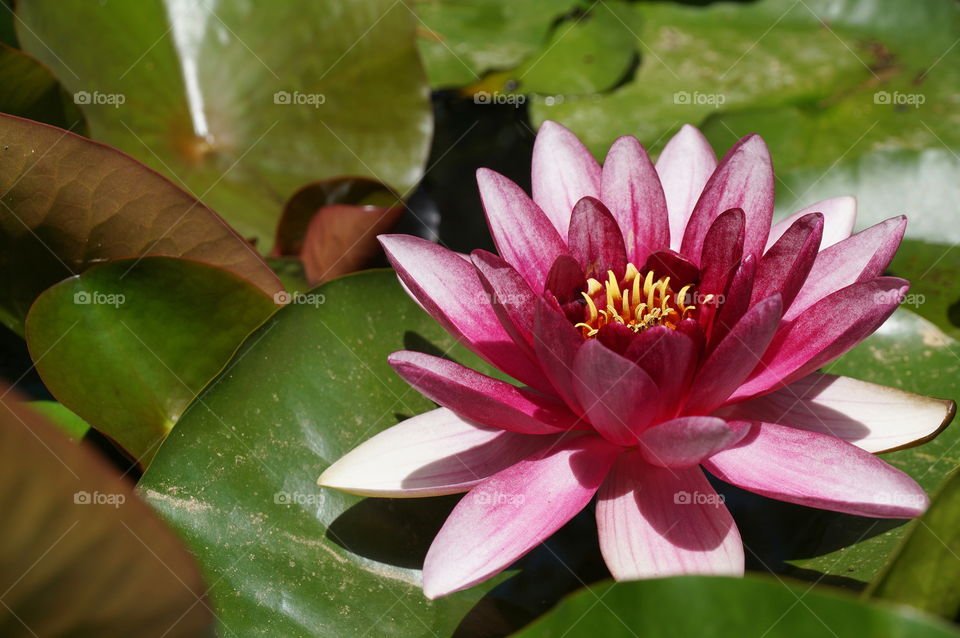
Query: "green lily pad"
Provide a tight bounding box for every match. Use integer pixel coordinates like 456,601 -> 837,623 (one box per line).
531,0 -> 876,152
138,267 -> 960,632
0,387 -> 212,637
866,466 -> 960,620
0,113 -> 282,334
139,269 -> 620,636
24,400 -> 89,440
15,0 -> 432,246
531,0 -> 960,244
887,239 -> 960,342
511,1 -> 641,96
510,576 -> 960,638
756,310 -> 960,585
415,0 -> 577,88
25,257 -> 276,466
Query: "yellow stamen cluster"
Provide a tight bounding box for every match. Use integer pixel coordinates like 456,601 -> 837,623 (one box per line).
574,263 -> 699,338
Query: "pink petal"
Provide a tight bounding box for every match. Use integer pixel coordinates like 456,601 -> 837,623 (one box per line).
422,434 -> 620,598
698,207 -> 745,293
717,373 -> 955,453
644,249 -> 700,285
655,124 -> 717,250
389,351 -> 580,435
680,135 -> 775,261
531,120 -> 601,237
572,339 -> 660,446
704,422 -> 929,518
733,277 -> 908,400
685,295 -> 782,415
471,250 -> 537,355
640,417 -> 750,468
622,327 -> 699,422
568,197 -> 628,280
318,408 -> 557,497
544,254 -> 586,304
596,320 -> 642,356
766,196 -> 857,251
706,255 -> 756,351
752,212 -> 823,309
380,234 -> 551,391
784,216 -> 906,321
477,168 -> 569,291
533,296 -> 586,414
601,135 -> 670,264
597,451 -> 743,580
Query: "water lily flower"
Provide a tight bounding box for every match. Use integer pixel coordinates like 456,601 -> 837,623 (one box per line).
319,121 -> 955,599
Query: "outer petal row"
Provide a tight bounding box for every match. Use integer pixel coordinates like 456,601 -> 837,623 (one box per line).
318,408 -> 559,497
423,434 -> 619,598
597,452 -> 744,580
704,421 -> 928,518
718,373 -> 955,453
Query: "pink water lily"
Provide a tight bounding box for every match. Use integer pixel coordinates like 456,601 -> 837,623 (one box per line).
318,121 -> 955,598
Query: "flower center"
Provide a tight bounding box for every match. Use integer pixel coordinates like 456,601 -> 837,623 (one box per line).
574,263 -> 700,338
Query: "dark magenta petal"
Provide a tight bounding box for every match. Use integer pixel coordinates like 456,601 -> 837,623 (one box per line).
623,326 -> 699,422
596,322 -> 640,356
568,196 -> 628,280
572,339 -> 661,445
643,249 -> 700,287
680,134 -> 774,261
533,295 -> 587,414
699,208 -> 745,291
380,234 -> 552,391
707,254 -> 756,351
389,351 -> 580,434
732,277 -> 909,400
685,295 -> 782,415
752,212 -> 823,309
544,254 -> 586,304
785,216 -> 906,321
471,249 -> 538,357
